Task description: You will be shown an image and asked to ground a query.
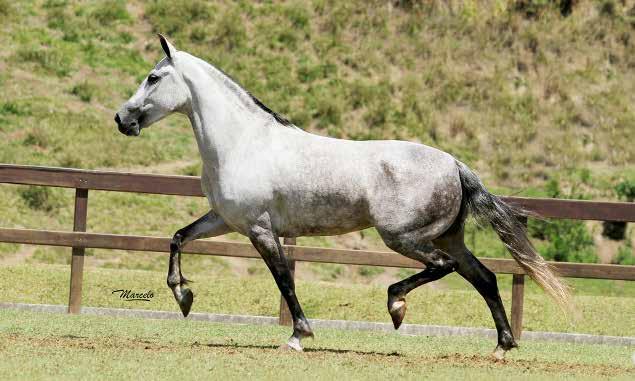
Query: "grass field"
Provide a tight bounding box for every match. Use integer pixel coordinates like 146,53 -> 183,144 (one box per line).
1,262 -> 633,337
0,309 -> 633,380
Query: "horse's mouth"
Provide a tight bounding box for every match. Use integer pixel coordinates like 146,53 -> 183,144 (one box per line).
115,114 -> 144,136
118,123 -> 140,136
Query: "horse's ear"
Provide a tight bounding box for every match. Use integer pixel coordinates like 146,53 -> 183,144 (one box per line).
158,34 -> 176,60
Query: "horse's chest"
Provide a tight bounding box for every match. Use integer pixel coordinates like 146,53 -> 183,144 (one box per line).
203,169 -> 270,216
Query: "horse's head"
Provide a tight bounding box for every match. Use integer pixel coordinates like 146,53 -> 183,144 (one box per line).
115,35 -> 189,136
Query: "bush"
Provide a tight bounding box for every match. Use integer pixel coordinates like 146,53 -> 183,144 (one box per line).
0,101 -> 31,116
0,0 -> 12,16
613,242 -> 634,265
528,177 -> 598,263
614,178 -> 635,202
602,177 -> 635,240
535,219 -> 598,263
146,0 -> 212,35
19,186 -> 63,212
70,81 -> 96,102
92,0 -> 131,26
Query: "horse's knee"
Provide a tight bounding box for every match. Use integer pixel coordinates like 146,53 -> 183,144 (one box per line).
387,282 -> 403,298
425,250 -> 457,271
170,232 -> 183,252
167,274 -> 180,288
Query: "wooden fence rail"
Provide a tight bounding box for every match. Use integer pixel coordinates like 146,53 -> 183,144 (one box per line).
1,164 -> 634,338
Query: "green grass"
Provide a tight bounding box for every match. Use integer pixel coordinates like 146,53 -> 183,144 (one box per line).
1,263 -> 633,337
0,309 -> 633,380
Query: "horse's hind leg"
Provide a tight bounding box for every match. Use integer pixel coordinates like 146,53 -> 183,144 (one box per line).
434,231 -> 517,360
380,231 -> 457,329
169,210 -> 231,317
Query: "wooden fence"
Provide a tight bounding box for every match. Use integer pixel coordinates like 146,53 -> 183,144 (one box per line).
1,164 -> 634,339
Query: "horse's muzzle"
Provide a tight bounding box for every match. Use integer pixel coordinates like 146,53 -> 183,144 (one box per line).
115,113 -> 140,136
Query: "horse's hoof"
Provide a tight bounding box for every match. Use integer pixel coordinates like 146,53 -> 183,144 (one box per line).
500,331 -> 518,350
388,299 -> 407,330
492,345 -> 507,361
279,336 -> 303,352
296,320 -> 315,339
179,288 -> 194,317
278,343 -> 303,352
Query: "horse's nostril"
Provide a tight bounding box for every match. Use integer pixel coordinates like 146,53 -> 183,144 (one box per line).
115,113 -> 121,125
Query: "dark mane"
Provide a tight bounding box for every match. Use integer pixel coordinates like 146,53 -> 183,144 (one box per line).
212,64 -> 293,127
247,93 -> 293,127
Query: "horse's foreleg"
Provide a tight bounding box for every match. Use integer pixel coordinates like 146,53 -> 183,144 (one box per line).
169,210 -> 231,317
249,223 -> 313,352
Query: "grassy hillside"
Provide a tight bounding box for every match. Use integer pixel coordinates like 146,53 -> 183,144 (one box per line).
0,1 -> 633,276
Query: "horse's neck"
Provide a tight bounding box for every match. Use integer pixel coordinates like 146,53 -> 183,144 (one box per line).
184,62 -> 265,168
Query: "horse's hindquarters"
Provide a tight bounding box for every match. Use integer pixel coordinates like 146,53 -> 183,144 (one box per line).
368,146 -> 462,241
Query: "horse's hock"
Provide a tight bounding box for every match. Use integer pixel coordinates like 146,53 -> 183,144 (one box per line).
1,164 -> 634,339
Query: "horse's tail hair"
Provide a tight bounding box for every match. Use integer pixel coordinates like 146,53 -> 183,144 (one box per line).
456,161 -> 571,310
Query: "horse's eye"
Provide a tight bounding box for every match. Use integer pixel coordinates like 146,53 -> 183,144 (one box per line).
147,74 -> 160,85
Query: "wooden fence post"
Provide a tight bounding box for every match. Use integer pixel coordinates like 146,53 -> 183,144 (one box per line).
279,237 -> 296,326
510,215 -> 528,339
511,274 -> 525,340
68,188 -> 88,314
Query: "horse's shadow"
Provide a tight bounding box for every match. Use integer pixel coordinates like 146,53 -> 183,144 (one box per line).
192,342 -> 402,357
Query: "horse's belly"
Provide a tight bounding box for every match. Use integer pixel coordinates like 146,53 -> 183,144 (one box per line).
267,173 -> 373,236
274,196 -> 373,237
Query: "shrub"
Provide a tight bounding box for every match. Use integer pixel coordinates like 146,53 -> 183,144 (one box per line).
536,219 -> 598,263
92,0 -> 131,26
528,177 -> 598,263
70,81 -> 96,102
0,0 -> 12,16
19,186 -> 63,212
602,177 -> 634,240
613,241 -> 634,265
0,101 -> 31,116
146,0 -> 212,35
615,178 -> 635,202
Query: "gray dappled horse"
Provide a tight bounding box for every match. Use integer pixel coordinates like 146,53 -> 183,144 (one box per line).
115,35 -> 569,359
